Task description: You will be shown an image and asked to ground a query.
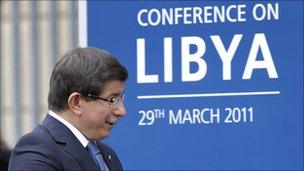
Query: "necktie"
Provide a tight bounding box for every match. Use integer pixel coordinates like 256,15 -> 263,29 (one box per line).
87,141 -> 108,171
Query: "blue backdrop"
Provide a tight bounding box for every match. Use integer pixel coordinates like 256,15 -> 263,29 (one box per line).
85,1 -> 303,170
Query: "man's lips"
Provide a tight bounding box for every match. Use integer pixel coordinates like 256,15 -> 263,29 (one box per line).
105,120 -> 117,126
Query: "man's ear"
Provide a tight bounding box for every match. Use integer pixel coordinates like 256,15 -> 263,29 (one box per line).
68,92 -> 83,115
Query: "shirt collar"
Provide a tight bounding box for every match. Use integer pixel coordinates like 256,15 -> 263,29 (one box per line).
48,110 -> 89,148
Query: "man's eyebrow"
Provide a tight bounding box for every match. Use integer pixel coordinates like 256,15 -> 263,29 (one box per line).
108,91 -> 125,97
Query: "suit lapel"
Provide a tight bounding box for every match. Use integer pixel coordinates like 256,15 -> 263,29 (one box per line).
42,115 -> 99,171
64,136 -> 99,171
97,143 -> 115,171
97,143 -> 113,170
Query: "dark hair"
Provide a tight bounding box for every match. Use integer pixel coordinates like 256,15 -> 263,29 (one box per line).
48,47 -> 128,112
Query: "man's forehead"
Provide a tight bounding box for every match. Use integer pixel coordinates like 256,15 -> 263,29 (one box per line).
100,80 -> 125,95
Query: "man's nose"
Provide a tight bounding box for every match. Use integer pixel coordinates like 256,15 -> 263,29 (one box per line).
113,102 -> 126,117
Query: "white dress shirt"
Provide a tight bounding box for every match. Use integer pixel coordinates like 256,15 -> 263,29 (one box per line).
48,110 -> 89,148
48,110 -> 109,171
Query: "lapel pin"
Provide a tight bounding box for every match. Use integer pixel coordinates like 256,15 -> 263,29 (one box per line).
108,154 -> 112,161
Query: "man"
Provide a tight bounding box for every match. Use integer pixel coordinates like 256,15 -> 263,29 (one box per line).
1,138 -> 12,171
9,47 -> 128,171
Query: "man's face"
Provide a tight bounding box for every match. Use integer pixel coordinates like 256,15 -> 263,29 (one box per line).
80,80 -> 126,140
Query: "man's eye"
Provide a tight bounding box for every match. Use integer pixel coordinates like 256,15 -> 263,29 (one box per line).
109,97 -> 116,103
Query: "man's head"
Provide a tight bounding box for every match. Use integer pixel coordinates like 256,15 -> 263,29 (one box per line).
48,47 -> 128,140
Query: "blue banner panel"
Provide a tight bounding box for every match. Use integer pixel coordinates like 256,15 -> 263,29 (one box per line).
86,1 -> 303,170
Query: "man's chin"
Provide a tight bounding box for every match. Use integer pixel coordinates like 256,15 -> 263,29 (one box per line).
99,130 -> 111,140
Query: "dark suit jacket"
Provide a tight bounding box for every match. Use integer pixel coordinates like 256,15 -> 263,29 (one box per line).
1,148 -> 12,171
9,115 -> 123,171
